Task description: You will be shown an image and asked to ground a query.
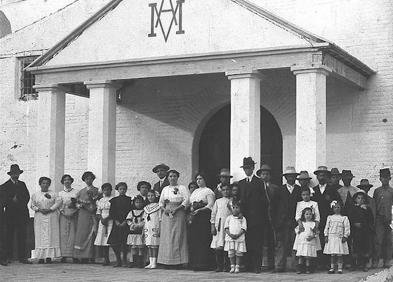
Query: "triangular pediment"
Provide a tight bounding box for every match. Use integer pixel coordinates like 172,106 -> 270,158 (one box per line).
33,0 -> 327,68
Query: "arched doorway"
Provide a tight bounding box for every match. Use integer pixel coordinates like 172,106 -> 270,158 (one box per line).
198,104 -> 283,187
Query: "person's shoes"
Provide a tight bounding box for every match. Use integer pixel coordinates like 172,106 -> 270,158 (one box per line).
45,258 -> 52,264
234,265 -> 240,273
19,259 -> 32,264
89,258 -> 95,264
113,262 -> 122,267
273,268 -> 285,273
80,258 -> 88,264
363,265 -> 369,272
102,258 -> 110,266
0,260 -> 8,266
38,259 -> 45,264
72,258 -> 79,263
328,268 -> 335,274
305,266 -> 311,274
296,264 -> 304,274
61,257 -> 66,263
229,265 -> 235,273
337,269 -> 343,274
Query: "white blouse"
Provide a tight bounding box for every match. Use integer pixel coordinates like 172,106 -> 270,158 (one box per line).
189,187 -> 215,209
159,185 -> 190,207
31,190 -> 62,211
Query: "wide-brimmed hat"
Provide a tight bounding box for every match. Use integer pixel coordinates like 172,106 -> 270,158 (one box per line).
241,157 -> 256,168
218,168 -> 233,178
282,166 -> 299,176
297,171 -> 312,180
380,168 -> 391,178
7,164 -> 23,175
330,168 -> 341,176
352,191 -> 367,201
341,170 -> 355,179
152,163 -> 170,173
357,179 -> 373,189
314,166 -> 331,175
256,164 -> 271,176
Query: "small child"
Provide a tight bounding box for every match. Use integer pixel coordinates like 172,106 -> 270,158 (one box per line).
127,195 -> 146,268
293,207 -> 321,274
94,183 -> 113,266
323,200 -> 350,274
143,190 -> 161,269
211,184 -> 232,272
349,192 -> 374,271
295,187 -> 320,226
224,200 -> 247,274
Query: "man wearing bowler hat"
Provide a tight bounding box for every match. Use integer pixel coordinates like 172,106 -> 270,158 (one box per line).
214,168 -> 232,199
239,157 -> 268,273
329,168 -> 343,192
338,170 -> 361,216
152,163 -> 170,195
275,166 -> 302,272
2,164 -> 31,264
311,166 -> 340,268
257,164 -> 279,272
372,168 -> 393,268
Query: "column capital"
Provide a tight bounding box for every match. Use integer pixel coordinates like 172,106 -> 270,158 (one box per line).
226,69 -> 263,80
291,64 -> 332,76
33,84 -> 67,93
84,80 -> 122,90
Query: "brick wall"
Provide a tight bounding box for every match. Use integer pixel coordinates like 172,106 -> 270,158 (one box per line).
0,0 -> 392,200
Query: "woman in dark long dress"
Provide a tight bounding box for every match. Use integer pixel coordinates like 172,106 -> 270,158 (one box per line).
74,171 -> 101,263
107,182 -> 132,267
188,173 -> 215,270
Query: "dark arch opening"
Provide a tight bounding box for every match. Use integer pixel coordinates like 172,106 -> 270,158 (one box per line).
198,104 -> 283,187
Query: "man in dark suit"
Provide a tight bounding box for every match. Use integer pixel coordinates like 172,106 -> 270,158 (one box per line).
152,163 -> 170,195
256,164 -> 280,272
329,168 -> 343,192
275,166 -> 302,272
2,164 -> 31,264
0,184 -> 8,266
311,165 -> 340,268
239,157 -> 268,273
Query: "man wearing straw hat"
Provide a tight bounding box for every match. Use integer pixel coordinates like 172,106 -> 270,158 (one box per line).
214,168 -> 232,200
275,166 -> 302,272
338,170 -> 361,216
239,157 -> 269,273
152,163 -> 170,195
311,166 -> 340,269
297,171 -> 314,195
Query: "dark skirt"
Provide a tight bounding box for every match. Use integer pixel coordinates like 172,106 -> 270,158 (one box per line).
107,225 -> 128,246
188,209 -> 213,270
352,227 -> 371,255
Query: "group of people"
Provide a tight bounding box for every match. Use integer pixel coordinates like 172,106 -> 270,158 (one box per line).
0,159 -> 392,276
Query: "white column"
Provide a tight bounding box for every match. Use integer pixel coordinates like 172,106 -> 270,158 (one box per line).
227,70 -> 261,180
35,85 -> 66,192
291,65 -> 331,174
85,81 -> 119,187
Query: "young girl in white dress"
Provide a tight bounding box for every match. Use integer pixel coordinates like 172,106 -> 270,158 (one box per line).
127,195 -> 146,268
224,200 -> 247,274
143,190 -> 161,269
293,207 -> 320,274
210,184 -> 232,272
94,183 -> 113,266
323,200 -> 350,274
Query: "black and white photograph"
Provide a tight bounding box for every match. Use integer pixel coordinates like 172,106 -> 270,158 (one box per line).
0,0 -> 392,281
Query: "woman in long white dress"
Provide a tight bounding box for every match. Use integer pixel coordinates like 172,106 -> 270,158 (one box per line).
58,174 -> 78,262
158,170 -> 190,266
31,177 -> 62,263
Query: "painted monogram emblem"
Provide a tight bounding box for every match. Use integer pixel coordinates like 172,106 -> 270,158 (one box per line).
148,0 -> 185,42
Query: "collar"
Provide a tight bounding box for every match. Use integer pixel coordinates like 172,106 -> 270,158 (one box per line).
63,187 -> 73,193
10,178 -> 18,184
286,183 -> 295,189
319,183 -> 327,189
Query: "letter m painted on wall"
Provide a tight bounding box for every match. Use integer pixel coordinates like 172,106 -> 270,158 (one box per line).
148,0 -> 185,42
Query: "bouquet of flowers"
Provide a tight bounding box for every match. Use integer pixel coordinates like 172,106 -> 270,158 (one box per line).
187,200 -> 207,225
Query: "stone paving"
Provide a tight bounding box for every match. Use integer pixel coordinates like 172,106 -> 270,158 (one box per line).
0,262 -> 388,282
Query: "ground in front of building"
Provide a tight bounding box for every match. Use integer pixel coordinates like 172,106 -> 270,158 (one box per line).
0,261 -> 389,282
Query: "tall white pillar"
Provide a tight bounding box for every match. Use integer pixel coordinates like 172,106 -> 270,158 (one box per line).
35,85 -> 66,192
85,81 -> 119,187
291,65 -> 331,174
227,70 -> 261,180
